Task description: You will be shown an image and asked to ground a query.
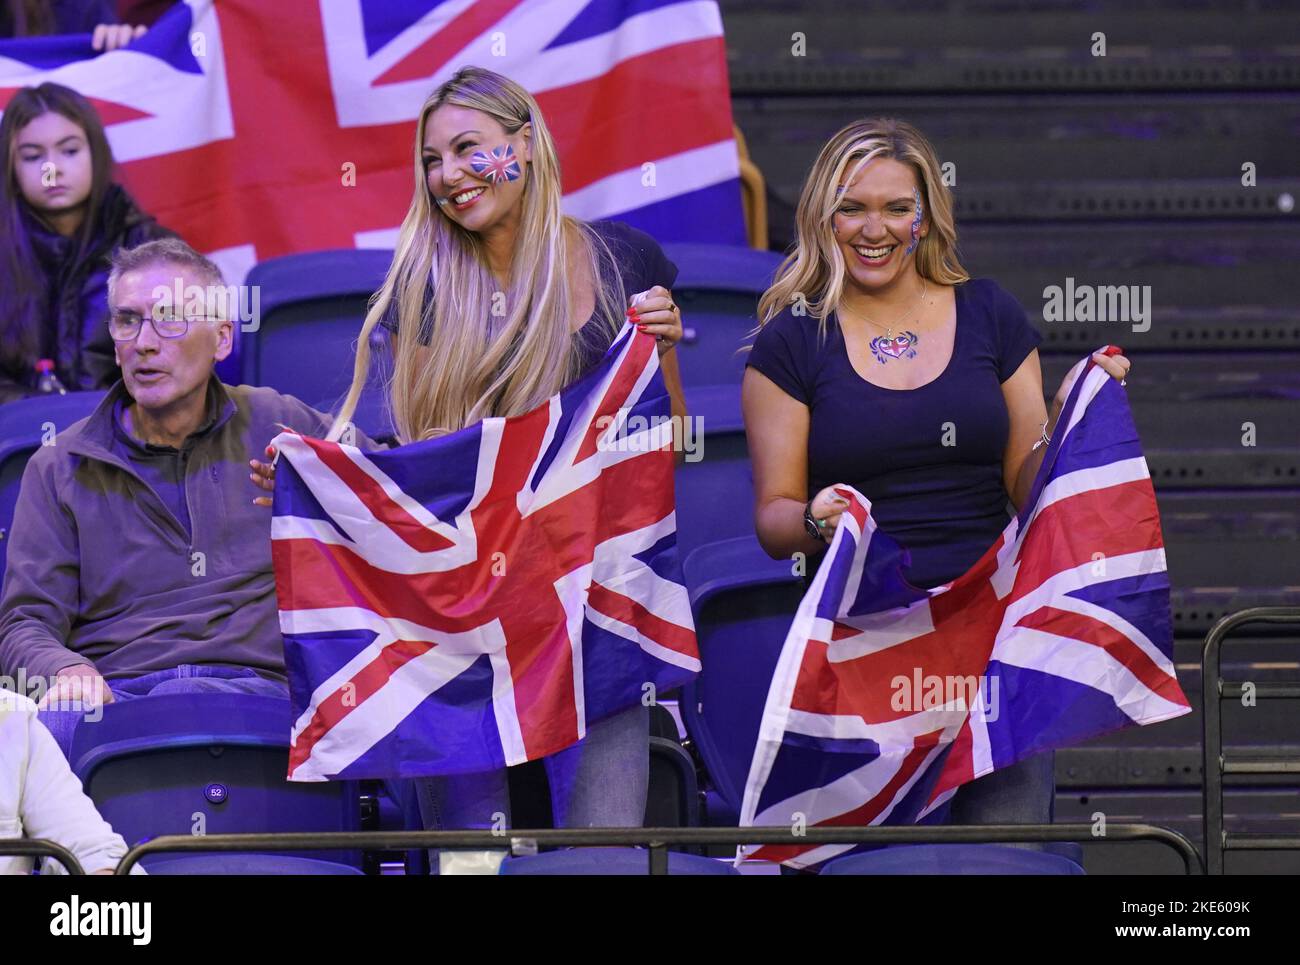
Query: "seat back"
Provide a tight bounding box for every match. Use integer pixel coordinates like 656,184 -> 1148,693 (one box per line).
660,243 -> 782,389
0,391 -> 107,583
674,384 -> 754,560
819,843 -> 1085,875
242,249 -> 393,407
646,736 -> 701,829
70,693 -> 363,868
142,854 -> 366,875
679,537 -> 804,820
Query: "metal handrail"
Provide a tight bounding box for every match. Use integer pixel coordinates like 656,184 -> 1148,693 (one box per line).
0,838 -> 86,876
117,823 -> 1203,875
1202,605 -> 1300,875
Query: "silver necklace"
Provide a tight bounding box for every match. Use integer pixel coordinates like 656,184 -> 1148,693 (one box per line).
840,279 -> 930,365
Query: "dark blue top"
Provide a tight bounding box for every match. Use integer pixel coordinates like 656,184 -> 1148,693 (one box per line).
379,219 -> 678,379
575,219 -> 679,373
745,278 -> 1043,589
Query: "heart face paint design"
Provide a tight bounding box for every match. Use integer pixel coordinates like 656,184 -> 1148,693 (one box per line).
904,186 -> 923,255
870,330 -> 920,364
468,144 -> 522,184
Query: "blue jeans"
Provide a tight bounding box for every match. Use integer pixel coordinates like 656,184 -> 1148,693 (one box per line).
416,702 -> 649,852
40,664 -> 289,760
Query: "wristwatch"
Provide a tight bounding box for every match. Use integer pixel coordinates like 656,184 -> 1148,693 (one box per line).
803,499 -> 822,542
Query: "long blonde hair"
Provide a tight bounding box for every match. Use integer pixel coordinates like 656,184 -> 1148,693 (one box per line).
756,117 -> 969,336
329,66 -> 624,443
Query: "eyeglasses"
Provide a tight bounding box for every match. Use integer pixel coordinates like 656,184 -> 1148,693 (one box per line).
108,311 -> 223,341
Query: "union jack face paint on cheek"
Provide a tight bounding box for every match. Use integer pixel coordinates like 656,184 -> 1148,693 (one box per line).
904,187 -> 925,257
468,143 -> 523,184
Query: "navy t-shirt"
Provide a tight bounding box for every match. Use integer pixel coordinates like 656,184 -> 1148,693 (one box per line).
379,219 -> 678,379
745,278 -> 1043,589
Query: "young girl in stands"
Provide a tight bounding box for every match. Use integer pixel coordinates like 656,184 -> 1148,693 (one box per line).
254,67 -> 686,848
0,82 -> 173,403
743,117 -> 1131,831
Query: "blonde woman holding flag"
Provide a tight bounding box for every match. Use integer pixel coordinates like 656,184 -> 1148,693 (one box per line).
743,117 -> 1132,833
253,67 -> 686,847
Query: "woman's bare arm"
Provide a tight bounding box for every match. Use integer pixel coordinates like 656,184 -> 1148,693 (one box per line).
1000,349 -> 1052,513
742,367 -> 846,559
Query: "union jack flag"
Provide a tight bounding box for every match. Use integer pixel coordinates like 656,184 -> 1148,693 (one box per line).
469,144 -> 522,183
739,349 -> 1191,868
0,0 -> 744,286
269,325 -> 699,780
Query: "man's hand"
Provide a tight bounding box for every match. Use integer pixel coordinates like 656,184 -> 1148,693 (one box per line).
37,664 -> 114,709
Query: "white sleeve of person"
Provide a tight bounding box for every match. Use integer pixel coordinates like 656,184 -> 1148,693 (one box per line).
0,693 -> 145,875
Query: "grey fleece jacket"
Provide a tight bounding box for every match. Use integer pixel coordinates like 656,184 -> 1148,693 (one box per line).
0,378 -> 373,683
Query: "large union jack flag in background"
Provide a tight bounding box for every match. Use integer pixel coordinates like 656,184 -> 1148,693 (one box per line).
0,0 -> 744,286
269,325 -> 699,780
739,349 -> 1191,868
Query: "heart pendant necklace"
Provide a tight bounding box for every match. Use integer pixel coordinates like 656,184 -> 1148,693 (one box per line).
841,278 -> 930,365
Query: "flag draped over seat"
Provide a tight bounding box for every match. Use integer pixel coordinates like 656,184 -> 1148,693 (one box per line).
270,325 -> 698,781
739,349 -> 1190,868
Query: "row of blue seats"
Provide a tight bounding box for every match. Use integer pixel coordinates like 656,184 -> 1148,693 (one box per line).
233,243 -> 784,423
239,244 -> 1300,423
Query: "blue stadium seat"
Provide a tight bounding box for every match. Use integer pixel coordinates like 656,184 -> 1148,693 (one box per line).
674,383 -> 753,560
0,391 -> 107,583
819,843 -> 1085,875
660,243 -> 782,388
498,847 -> 738,875
647,736 -> 701,829
679,536 -> 804,826
69,693 -> 364,870
143,855 -> 365,875
242,248 -> 392,407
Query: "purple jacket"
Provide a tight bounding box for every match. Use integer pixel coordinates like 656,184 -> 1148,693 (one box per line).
0,378 -> 371,682
0,185 -> 174,404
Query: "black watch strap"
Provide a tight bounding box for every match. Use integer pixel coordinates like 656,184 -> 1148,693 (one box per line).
803,499 -> 821,541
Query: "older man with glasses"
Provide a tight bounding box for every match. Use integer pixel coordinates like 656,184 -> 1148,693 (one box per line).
0,238 -> 378,755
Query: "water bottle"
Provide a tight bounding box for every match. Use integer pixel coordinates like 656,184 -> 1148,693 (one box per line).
35,359 -> 68,396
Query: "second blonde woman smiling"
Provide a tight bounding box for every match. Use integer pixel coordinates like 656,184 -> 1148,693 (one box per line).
743,117 -> 1131,830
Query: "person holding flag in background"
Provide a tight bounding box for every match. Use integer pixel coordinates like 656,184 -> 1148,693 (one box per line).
742,118 -> 1135,837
